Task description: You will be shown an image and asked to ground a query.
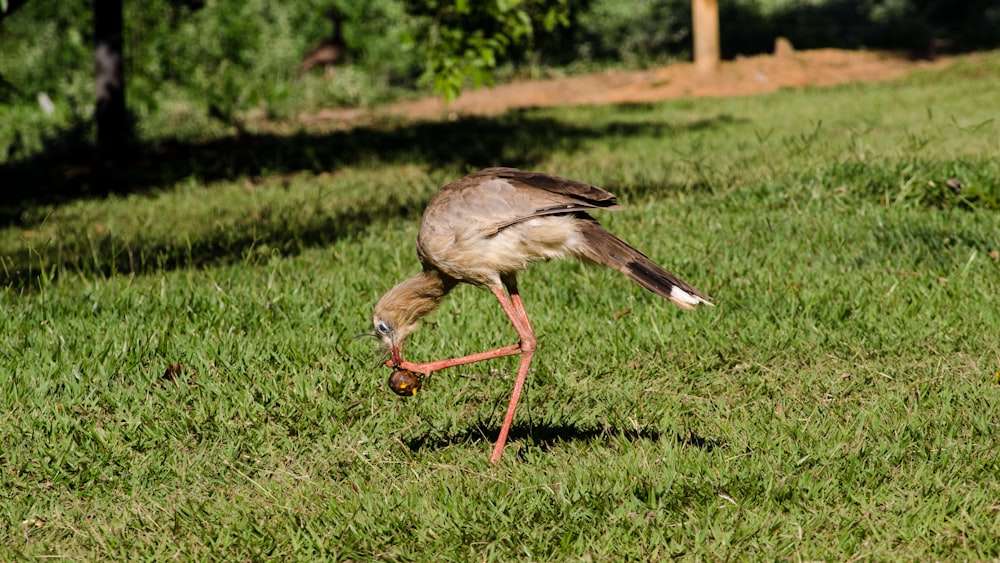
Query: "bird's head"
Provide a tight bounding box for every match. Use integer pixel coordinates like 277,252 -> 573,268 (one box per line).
373,270 -> 454,367
372,306 -> 415,367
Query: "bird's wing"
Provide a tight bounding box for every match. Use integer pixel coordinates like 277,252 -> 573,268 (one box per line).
479,167 -> 620,207
462,168 -> 624,234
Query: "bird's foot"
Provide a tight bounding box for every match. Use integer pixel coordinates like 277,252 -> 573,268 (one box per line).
386,359 -> 433,377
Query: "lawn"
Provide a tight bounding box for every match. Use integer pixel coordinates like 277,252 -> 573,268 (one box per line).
2,52 -> 999,560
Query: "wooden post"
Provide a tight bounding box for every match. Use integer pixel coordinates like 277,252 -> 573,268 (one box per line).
692,0 -> 719,73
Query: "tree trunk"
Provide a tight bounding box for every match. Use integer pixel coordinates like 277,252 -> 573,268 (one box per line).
692,0 -> 720,73
94,0 -> 128,154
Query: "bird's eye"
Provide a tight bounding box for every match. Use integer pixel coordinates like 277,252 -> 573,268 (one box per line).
376,321 -> 390,335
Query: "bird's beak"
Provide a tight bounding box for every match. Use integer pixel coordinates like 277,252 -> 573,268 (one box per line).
390,344 -> 403,367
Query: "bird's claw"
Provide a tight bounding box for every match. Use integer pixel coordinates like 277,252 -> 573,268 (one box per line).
386,359 -> 432,376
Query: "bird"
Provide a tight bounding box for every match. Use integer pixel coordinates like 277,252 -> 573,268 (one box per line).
372,167 -> 712,463
298,9 -> 348,78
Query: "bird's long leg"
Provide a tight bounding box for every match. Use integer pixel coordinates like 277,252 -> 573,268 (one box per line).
395,285 -> 531,375
391,278 -> 535,464
489,276 -> 536,464
394,343 -> 522,374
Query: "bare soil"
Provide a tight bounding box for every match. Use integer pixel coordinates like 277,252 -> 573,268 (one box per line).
303,48 -> 952,125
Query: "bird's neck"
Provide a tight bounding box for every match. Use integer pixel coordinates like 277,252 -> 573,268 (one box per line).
409,268 -> 456,307
378,269 -> 457,334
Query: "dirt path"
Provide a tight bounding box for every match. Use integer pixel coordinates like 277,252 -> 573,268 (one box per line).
301,48 -> 952,126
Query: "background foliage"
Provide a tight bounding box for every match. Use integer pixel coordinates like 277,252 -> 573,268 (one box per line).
405,0 -> 569,100
2,0 -> 1000,161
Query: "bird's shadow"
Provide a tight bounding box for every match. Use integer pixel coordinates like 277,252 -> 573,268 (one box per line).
405,422 -> 719,455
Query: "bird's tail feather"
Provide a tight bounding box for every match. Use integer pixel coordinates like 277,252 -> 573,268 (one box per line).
576,222 -> 712,309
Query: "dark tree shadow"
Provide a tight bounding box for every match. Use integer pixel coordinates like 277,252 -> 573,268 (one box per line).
0,109 -> 743,290
406,422 -> 719,455
0,110 -> 742,225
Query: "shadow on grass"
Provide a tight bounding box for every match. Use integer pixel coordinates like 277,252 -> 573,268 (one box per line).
1,109 -> 742,290
0,110 -> 740,227
1,190 -> 430,290
406,423 -> 718,455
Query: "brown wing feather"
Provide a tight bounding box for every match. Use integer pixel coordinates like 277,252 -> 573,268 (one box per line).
472,167 -> 621,208
465,167 -> 623,234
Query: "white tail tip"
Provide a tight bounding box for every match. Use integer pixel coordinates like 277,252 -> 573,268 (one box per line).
670,285 -> 713,309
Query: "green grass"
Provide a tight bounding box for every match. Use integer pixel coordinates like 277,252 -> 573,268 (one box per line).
3,52 -> 1000,560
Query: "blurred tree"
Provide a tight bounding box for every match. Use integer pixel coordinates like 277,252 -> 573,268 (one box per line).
3,0 -> 1000,165
1,0 -> 24,15
94,0 -> 128,154
406,0 -> 569,101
